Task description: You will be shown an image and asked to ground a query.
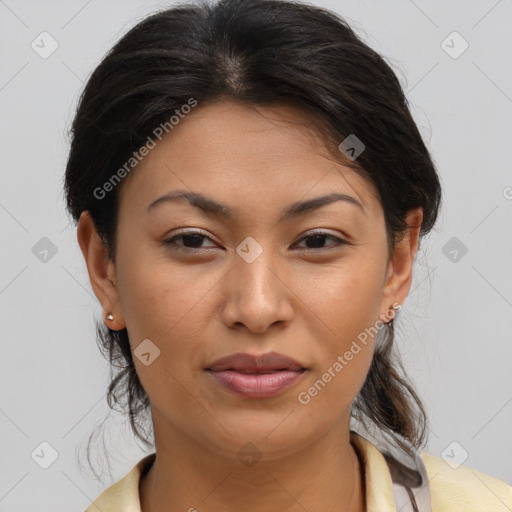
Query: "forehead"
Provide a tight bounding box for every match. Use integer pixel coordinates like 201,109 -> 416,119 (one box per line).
118,101 -> 381,218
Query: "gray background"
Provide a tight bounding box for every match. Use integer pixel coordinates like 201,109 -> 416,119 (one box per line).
1,0 -> 511,510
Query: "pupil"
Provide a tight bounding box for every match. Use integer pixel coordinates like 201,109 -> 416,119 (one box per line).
307,234 -> 326,248
184,234 -> 204,247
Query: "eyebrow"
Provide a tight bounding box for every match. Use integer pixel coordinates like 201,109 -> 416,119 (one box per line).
146,189 -> 364,220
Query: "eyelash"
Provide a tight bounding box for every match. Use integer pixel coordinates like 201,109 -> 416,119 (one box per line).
163,229 -> 349,253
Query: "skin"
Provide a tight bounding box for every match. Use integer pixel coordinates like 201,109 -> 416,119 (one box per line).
77,100 -> 422,512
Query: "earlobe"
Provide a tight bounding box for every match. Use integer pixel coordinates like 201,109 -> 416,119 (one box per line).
379,207 -> 423,319
76,211 -> 126,330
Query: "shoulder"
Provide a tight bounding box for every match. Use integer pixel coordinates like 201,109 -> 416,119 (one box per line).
420,451 -> 512,511
84,453 -> 156,512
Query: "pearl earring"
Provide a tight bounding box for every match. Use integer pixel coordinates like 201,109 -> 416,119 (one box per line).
387,302 -> 401,325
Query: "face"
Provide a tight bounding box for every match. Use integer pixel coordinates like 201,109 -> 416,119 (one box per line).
79,100 -> 421,463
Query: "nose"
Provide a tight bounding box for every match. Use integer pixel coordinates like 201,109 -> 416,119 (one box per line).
219,246 -> 294,334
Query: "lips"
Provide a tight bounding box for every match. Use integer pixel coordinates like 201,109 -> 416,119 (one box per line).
205,351 -> 305,373
205,352 -> 307,398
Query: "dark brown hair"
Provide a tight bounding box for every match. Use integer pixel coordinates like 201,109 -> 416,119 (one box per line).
63,0 -> 442,477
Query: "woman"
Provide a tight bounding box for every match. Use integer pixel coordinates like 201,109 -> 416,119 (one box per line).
64,0 -> 512,510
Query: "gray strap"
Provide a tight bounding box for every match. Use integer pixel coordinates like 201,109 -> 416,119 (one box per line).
351,430 -> 432,511
385,449 -> 432,512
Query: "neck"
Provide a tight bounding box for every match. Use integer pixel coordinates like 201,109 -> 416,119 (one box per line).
140,412 -> 366,512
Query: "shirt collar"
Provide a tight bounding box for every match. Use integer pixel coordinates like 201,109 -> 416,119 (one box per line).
350,430 -> 397,512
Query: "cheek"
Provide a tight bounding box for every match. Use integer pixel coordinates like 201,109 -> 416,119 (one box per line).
117,251 -> 218,341
294,260 -> 384,407
301,257 -> 385,332
296,324 -> 377,415
121,268 -> 209,415
115,255 -> 221,395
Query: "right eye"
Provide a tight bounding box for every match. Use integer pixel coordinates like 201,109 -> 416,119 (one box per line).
163,229 -> 219,251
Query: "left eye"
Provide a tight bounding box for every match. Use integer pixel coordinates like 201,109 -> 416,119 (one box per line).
292,231 -> 348,252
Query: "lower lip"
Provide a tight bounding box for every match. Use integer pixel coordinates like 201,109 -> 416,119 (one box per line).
206,369 -> 306,398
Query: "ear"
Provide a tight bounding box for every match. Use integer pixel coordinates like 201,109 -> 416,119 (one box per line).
76,211 -> 126,330
379,207 -> 423,323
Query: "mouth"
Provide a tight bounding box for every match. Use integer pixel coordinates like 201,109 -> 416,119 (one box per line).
205,368 -> 307,398
205,352 -> 307,398
218,369 -> 297,374
205,351 -> 306,373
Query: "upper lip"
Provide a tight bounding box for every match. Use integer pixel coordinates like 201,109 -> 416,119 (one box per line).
205,352 -> 306,372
